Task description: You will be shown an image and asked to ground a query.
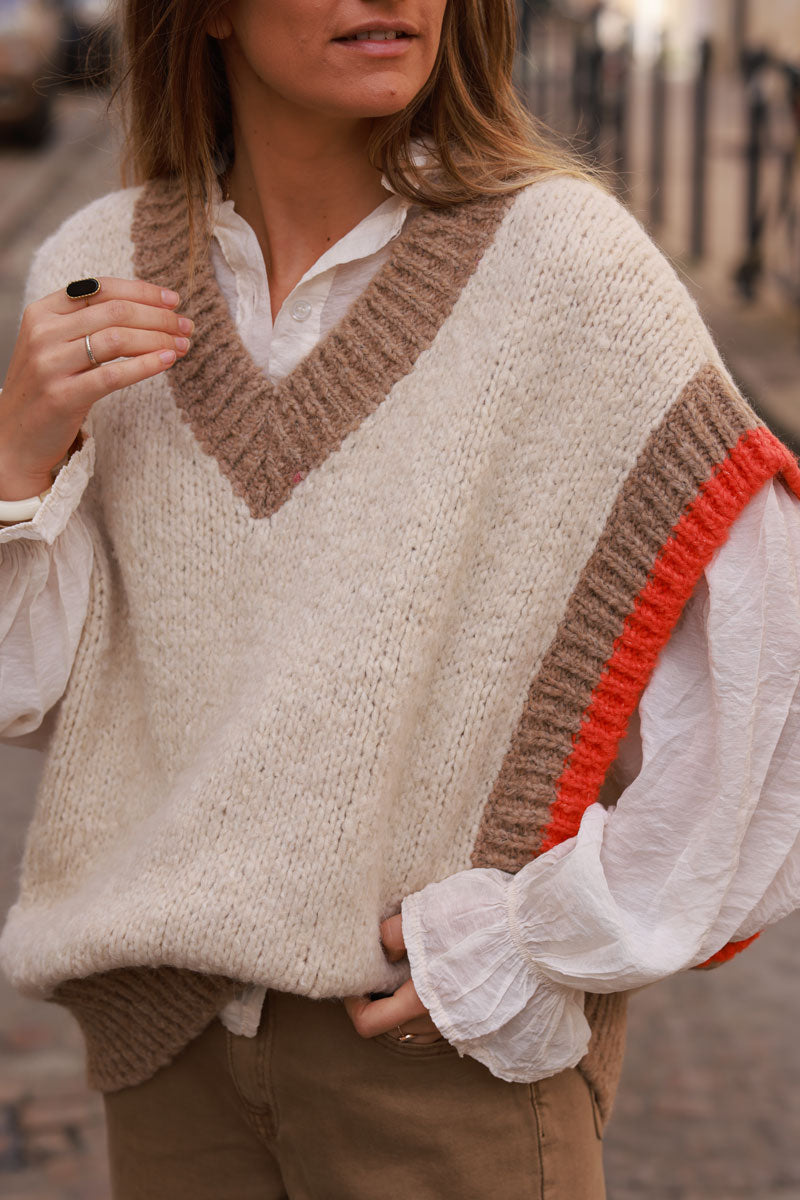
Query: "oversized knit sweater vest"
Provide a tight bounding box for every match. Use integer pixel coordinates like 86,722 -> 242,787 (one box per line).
2,175 -> 798,1128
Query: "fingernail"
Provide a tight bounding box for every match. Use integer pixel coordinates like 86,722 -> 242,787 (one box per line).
174,336 -> 190,352
159,349 -> 177,365
161,289 -> 180,306
178,317 -> 194,334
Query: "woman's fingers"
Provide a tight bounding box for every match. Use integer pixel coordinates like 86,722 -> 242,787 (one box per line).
0,278 -> 191,496
380,914 -> 407,962
57,297 -> 194,343
63,348 -> 181,408
343,978 -> 441,1039
59,327 -> 191,373
40,276 -> 181,316
342,916 -> 442,1042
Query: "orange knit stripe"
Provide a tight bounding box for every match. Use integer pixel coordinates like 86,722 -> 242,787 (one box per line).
541,425 -> 800,857
694,932 -> 760,969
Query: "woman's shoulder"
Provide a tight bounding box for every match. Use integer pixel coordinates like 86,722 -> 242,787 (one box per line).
23,184 -> 146,308
505,172 -> 643,240
503,173 -> 680,287
496,173 -> 715,355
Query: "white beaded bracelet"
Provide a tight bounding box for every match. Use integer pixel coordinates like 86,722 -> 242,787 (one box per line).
0,485 -> 53,525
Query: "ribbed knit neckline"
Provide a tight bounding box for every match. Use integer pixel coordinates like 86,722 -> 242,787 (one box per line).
132,179 -> 513,520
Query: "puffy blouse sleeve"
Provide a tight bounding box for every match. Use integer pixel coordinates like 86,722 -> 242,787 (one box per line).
0,437 -> 95,743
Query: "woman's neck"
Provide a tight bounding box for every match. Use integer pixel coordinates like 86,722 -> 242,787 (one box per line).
224,103 -> 388,321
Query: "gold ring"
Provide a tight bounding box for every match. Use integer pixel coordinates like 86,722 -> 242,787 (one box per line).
396,1024 -> 416,1042
66,277 -> 101,306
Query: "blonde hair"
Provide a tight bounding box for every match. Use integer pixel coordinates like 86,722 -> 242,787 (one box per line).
113,0 -> 599,260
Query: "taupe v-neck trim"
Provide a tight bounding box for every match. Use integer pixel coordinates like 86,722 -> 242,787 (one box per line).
132,179 -> 513,520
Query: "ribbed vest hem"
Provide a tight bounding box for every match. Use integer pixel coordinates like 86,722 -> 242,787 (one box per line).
579,992 -> 629,1129
50,966 -> 240,1092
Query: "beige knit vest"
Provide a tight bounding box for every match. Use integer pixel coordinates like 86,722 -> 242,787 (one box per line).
2,176 -> 797,1128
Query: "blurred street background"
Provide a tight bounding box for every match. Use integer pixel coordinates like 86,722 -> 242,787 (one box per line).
0,0 -> 799,1197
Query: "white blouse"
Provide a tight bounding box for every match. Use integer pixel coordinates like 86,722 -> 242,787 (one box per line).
2,184 -> 799,1082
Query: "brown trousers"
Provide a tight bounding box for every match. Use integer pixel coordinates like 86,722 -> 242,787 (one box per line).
103,990 -> 606,1199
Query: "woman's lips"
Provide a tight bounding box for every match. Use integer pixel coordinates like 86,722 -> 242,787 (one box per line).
333,36 -> 416,55
332,28 -> 418,56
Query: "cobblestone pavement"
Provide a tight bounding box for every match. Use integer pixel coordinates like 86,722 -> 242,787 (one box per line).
1,90 -> 799,1200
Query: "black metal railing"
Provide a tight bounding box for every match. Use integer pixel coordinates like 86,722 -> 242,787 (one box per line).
735,49 -> 800,307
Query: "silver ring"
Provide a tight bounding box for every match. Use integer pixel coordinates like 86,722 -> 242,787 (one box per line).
84,333 -> 98,367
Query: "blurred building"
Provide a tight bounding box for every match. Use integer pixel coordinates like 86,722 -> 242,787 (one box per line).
556,0 -> 800,63
523,0 -> 800,312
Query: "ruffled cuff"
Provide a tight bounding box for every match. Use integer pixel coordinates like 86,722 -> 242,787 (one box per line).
401,868 -> 591,1083
0,435 -> 95,546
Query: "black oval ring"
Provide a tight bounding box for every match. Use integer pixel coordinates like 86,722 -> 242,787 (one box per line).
65,277 -> 101,301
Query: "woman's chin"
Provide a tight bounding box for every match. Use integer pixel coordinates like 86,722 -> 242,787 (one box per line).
313,79 -> 424,122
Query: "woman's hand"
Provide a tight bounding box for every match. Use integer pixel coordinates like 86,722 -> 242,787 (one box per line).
343,915 -> 444,1043
0,277 -> 194,500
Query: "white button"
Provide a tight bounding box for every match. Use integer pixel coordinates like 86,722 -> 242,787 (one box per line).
291,299 -> 312,322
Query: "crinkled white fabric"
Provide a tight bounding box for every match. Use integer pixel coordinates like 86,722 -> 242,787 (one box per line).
0,437 -> 95,739
401,865 -> 593,1081
0,432 -> 94,549
401,478 -> 800,1082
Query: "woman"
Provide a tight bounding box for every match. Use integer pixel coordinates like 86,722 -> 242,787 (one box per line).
0,0 -> 799,1195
